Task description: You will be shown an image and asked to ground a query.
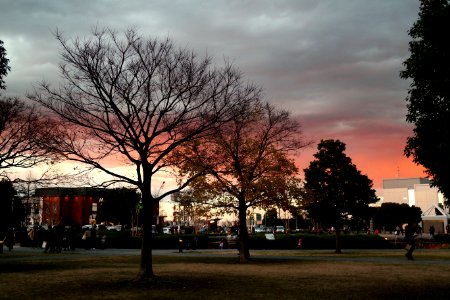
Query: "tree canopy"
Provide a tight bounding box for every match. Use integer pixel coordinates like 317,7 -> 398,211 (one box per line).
170,189 -> 216,228
171,102 -> 308,262
0,40 -> 10,93
371,203 -> 422,232
29,27 -> 260,278
401,0 -> 450,202
303,139 -> 378,253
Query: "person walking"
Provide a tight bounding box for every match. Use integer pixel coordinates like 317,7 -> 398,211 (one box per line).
404,222 -> 418,260
44,226 -> 57,253
5,228 -> 15,251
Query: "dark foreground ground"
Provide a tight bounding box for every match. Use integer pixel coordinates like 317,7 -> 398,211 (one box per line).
1,246 -> 450,300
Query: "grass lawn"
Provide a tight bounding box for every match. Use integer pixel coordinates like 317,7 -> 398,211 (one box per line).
1,248 -> 450,299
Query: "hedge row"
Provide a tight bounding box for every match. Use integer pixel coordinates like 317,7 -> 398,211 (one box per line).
90,231 -> 394,250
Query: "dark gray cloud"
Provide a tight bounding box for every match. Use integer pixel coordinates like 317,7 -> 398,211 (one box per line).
0,0 -> 425,186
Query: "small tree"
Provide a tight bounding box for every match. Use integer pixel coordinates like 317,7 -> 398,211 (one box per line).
0,40 -> 10,93
303,139 -> 378,253
401,0 -> 450,202
29,27 -> 259,279
171,102 -> 308,262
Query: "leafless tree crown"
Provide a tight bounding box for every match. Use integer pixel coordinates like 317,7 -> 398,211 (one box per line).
0,97 -> 52,174
29,28 -> 260,192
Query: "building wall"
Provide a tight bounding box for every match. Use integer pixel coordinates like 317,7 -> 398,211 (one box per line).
422,220 -> 446,234
380,178 -> 447,215
382,187 -> 409,205
22,196 -> 43,225
415,184 -> 440,213
38,188 -> 105,226
42,196 -> 61,226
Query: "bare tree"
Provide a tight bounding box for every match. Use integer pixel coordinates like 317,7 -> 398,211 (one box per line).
0,97 -> 55,227
29,27 -> 260,279
0,97 -> 53,176
171,102 -> 309,262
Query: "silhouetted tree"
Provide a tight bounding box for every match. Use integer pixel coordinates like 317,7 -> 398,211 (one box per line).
29,27 -> 259,279
0,40 -> 10,94
372,203 -> 422,231
401,0 -> 450,202
303,139 -> 378,253
0,97 -> 53,175
263,208 -> 280,228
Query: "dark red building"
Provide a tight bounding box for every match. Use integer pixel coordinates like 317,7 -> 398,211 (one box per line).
35,188 -> 110,226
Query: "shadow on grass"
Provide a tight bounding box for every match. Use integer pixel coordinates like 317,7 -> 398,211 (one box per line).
3,250 -> 450,299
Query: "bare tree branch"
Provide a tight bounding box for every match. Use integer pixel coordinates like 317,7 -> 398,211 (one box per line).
0,97 -> 54,171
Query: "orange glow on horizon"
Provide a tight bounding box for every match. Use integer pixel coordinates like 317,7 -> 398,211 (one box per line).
295,147 -> 427,190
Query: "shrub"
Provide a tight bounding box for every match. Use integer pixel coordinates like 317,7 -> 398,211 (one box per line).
249,233 -> 393,250
36,230 -> 395,250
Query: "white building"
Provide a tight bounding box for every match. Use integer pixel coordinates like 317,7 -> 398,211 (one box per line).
376,177 -> 449,234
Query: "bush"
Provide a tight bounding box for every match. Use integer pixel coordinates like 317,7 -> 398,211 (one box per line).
46,230 -> 394,250
249,233 -> 393,250
96,232 -> 212,250
433,234 -> 450,244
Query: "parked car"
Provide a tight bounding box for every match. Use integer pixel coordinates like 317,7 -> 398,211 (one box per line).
107,225 -> 122,231
163,227 -> 172,235
254,226 -> 266,233
275,226 -> 285,233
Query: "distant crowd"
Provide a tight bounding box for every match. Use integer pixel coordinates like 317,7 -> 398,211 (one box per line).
2,224 -> 108,253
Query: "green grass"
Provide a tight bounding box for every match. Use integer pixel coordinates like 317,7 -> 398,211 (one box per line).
1,249 -> 450,299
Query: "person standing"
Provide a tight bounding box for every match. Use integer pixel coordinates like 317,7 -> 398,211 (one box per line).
429,225 -> 435,238
97,225 -> 107,250
27,227 -> 35,247
82,228 -> 91,250
90,224 -> 97,250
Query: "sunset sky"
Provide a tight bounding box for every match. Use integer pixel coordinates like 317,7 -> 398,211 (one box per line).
0,0 -> 427,189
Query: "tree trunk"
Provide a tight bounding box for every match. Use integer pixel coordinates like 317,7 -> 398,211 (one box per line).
238,198 -> 250,263
138,184 -> 155,279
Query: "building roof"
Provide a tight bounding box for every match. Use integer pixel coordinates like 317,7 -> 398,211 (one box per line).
422,205 -> 450,217
34,187 -> 111,197
383,177 -> 430,190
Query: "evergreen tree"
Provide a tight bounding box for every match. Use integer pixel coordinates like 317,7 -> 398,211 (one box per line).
401,0 -> 450,202
303,139 -> 378,253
